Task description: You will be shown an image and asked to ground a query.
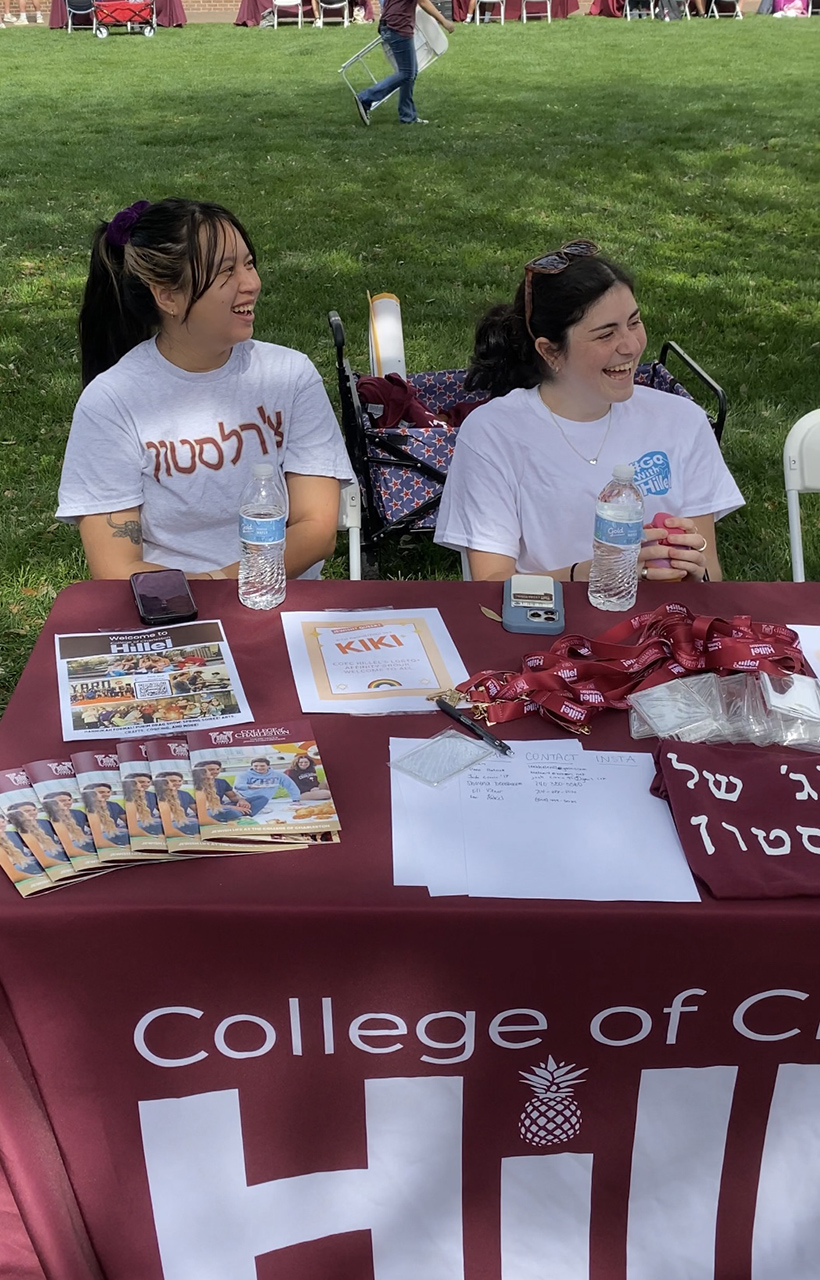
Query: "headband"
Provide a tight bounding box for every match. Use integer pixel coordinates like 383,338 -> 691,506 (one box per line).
105,200 -> 151,248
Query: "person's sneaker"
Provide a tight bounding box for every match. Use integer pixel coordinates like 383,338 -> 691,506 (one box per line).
403,117 -> 429,124
355,95 -> 371,126
2,12 -> 14,21
464,9 -> 473,17
35,8 -> 43,18
15,12 -> 27,20
313,14 -> 322,23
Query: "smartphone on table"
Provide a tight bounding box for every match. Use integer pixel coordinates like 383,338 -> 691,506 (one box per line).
501,574 -> 565,635
130,570 -> 198,627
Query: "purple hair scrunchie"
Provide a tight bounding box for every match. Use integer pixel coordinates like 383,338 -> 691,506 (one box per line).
105,200 -> 151,248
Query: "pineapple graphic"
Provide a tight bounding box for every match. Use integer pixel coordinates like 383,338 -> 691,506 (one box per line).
519,1056 -> 586,1147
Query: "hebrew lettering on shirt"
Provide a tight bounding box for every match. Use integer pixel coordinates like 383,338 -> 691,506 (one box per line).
750,828 -> 791,857
146,404 -> 283,481
667,754 -> 699,790
780,765 -> 819,802
702,771 -> 743,803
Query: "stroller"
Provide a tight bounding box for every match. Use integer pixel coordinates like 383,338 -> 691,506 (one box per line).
329,303 -> 728,578
67,0 -> 156,36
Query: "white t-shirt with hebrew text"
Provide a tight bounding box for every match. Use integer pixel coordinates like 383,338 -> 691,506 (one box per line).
57,337 -> 354,577
434,383 -> 744,573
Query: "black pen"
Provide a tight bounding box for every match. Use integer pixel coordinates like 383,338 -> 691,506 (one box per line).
435,697 -> 513,756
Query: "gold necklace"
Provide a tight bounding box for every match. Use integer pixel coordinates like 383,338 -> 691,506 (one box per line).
541,395 -> 613,466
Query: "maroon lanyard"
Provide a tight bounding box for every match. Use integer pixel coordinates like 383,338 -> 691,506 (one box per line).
458,603 -> 806,733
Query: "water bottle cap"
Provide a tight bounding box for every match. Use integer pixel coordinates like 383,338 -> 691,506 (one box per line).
252,462 -> 275,478
612,463 -> 635,482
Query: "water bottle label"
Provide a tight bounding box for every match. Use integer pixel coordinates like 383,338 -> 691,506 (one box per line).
240,514 -> 286,543
594,514 -> 643,547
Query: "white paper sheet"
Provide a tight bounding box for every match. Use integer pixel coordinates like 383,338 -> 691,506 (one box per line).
283,610 -> 469,715
789,625 -> 820,678
389,741 -> 699,903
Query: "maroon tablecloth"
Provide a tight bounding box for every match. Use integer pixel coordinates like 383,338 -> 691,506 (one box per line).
588,0 -> 624,15
1,579 -> 820,1280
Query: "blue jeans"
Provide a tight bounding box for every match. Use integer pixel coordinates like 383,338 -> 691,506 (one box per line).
358,22 -> 418,123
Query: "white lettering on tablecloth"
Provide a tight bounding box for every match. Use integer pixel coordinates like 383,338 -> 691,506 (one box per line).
140,1077 -> 464,1280
137,1066 -> 820,1280
133,990 -> 820,1069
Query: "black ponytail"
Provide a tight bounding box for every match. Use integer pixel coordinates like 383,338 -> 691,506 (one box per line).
465,253 -> 634,399
79,225 -> 159,387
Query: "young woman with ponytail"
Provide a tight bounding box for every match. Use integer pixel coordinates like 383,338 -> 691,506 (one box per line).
435,242 -> 743,583
57,198 -> 353,581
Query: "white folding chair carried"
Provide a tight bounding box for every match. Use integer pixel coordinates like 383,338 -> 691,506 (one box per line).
476,0 -> 506,21
320,0 -> 349,23
269,0 -> 304,25
521,0 -> 551,20
784,409 -> 820,582
339,6 -> 448,113
338,482 -> 363,580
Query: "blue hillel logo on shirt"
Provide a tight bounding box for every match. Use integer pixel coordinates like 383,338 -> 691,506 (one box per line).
632,451 -> 671,497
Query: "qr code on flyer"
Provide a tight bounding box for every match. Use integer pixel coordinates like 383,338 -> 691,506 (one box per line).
133,677 -> 172,699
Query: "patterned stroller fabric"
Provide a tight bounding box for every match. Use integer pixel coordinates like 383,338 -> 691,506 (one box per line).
360,364 -> 693,532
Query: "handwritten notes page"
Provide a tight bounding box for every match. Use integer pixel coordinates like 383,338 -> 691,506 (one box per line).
390,739 -> 700,903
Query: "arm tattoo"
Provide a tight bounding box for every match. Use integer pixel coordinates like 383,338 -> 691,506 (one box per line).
106,513 -> 143,546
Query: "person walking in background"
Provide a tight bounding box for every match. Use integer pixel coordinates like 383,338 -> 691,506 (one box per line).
355,0 -> 454,126
3,0 -> 45,21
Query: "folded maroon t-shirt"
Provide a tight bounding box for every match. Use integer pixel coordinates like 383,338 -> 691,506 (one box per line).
652,740 -> 820,899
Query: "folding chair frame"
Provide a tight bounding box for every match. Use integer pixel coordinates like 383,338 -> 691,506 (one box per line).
707,0 -> 742,17
521,0 -> 551,21
784,409 -> 820,582
320,0 -> 349,24
269,0 -> 305,27
476,0 -> 506,21
624,0 -> 657,19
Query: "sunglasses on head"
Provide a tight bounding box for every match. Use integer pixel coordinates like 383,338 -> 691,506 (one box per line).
523,240 -> 599,339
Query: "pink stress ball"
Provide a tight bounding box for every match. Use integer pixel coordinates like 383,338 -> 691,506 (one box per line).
650,512 -> 686,562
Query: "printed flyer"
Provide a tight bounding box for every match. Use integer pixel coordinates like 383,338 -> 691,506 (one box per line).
0,768 -> 76,884
54,620 -> 253,742
24,759 -> 101,872
117,741 -> 169,857
281,609 -> 469,715
187,722 -> 340,843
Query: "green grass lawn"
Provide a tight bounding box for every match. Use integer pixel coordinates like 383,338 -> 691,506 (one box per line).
0,16 -> 818,707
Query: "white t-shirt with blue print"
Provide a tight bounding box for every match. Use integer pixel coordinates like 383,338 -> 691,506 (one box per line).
434,383 -> 744,574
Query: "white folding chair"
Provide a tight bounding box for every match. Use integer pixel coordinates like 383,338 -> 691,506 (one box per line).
707,0 -> 742,17
624,0 -> 656,18
338,482 -> 363,580
521,0 -> 551,20
270,0 -> 304,26
476,0 -> 506,22
320,0 -> 349,22
784,409 -> 820,581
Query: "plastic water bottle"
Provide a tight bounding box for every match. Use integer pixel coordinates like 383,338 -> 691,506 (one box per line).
238,462 -> 287,610
588,463 -> 645,612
